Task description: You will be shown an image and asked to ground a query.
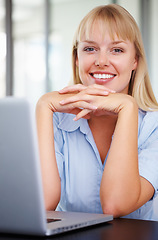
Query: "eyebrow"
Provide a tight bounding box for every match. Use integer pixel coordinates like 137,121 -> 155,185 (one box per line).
111,40 -> 127,45
80,40 -> 127,45
80,40 -> 96,44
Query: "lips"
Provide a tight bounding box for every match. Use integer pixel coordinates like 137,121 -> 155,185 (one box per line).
92,73 -> 115,79
89,72 -> 116,84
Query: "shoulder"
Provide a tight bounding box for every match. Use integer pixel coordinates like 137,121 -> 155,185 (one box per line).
138,109 -> 158,130
139,109 -> 158,120
138,109 -> 158,147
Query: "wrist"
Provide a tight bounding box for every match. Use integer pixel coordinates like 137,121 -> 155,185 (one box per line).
36,91 -> 60,113
119,96 -> 138,115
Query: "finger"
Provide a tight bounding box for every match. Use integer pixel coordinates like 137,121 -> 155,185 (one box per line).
69,101 -> 98,111
79,87 -> 110,96
68,108 -> 82,115
73,109 -> 92,121
59,91 -> 108,105
58,84 -> 86,93
68,108 -> 91,120
59,85 -> 115,99
59,99 -> 97,115
89,84 -> 116,93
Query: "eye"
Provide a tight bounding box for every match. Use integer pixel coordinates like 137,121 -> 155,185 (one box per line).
112,48 -> 123,54
83,47 -> 96,52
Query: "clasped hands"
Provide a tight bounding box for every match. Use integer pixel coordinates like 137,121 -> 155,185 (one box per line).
48,84 -> 135,121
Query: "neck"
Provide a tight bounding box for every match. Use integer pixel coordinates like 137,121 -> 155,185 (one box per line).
88,113 -> 118,126
88,114 -> 118,164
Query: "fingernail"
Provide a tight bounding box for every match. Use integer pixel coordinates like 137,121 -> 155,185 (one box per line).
58,89 -> 64,93
92,106 -> 97,110
59,100 -> 65,104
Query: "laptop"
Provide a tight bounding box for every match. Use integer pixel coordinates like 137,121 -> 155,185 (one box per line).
0,97 -> 113,236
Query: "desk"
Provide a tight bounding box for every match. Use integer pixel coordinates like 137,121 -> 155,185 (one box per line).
0,218 -> 158,240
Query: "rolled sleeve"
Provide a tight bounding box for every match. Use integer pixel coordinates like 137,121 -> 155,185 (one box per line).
138,110 -> 158,198
53,113 -> 65,180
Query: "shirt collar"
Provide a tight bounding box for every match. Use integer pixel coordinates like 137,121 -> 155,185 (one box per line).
57,113 -> 90,134
58,110 -> 157,141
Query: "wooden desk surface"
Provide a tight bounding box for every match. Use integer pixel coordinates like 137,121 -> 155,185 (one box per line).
0,218 -> 158,240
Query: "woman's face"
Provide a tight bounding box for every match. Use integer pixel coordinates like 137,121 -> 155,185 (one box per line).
76,22 -> 137,94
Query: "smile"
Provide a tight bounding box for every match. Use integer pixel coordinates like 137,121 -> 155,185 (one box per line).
90,73 -> 116,79
89,72 -> 116,85
92,73 -> 115,79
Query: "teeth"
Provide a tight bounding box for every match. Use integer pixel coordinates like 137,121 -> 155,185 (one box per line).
93,73 -> 114,79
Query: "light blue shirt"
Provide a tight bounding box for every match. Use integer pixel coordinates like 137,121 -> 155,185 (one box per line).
53,110 -> 158,220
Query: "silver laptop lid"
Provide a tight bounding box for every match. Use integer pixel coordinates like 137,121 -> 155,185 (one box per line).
0,97 -> 113,237
0,97 -> 47,235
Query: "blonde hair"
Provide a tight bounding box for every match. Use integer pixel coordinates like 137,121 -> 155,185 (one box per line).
72,4 -> 158,111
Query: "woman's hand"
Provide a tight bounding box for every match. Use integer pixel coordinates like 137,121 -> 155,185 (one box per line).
58,84 -> 136,120
37,89 -> 98,119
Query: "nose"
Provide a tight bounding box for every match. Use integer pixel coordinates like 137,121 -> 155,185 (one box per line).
95,51 -> 109,67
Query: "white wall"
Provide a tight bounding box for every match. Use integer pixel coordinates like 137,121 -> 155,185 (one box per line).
50,0 -> 112,90
117,0 -> 140,26
151,0 -> 158,100
50,0 -> 158,102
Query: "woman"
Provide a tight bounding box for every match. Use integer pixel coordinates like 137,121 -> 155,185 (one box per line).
36,4 -> 158,220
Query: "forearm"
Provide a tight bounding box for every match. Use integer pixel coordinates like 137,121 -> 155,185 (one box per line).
36,96 -> 61,210
100,99 -> 140,217
35,89 -> 82,210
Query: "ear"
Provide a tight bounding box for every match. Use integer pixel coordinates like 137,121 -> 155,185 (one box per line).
133,55 -> 138,70
76,55 -> 79,67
